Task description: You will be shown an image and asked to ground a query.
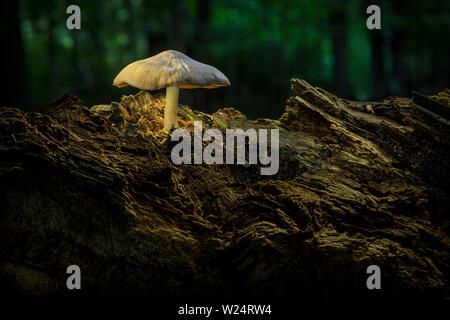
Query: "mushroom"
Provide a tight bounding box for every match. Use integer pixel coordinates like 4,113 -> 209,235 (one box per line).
113,50 -> 230,130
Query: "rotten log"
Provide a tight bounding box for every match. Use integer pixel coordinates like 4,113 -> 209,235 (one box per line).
0,80 -> 449,302
413,90 -> 450,120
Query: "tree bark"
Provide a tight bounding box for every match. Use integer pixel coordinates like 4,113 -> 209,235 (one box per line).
1,80 -> 449,299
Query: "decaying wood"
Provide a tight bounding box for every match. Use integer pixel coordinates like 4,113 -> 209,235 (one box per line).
413,90 -> 450,120
0,79 -> 449,301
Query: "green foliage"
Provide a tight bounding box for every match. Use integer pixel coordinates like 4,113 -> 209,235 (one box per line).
18,0 -> 449,117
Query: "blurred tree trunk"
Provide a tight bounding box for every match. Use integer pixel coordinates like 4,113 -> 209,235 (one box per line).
47,9 -> 56,101
169,1 -> 187,52
144,1 -> 168,56
331,9 -> 350,98
192,0 -> 211,59
87,1 -> 107,102
226,52 -> 237,107
192,0 -> 212,112
224,2 -> 237,109
391,34 -> 408,96
147,32 -> 166,56
126,0 -> 138,59
1,1 -> 29,110
70,29 -> 82,93
370,31 -> 387,99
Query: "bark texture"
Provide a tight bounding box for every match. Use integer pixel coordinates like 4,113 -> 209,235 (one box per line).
0,80 -> 449,301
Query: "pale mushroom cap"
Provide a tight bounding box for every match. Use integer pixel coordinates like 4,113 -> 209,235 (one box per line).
113,50 -> 230,90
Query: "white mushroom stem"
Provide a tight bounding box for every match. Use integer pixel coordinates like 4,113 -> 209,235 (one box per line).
164,85 -> 179,130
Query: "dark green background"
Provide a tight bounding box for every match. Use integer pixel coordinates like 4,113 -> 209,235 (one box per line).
3,0 -> 449,119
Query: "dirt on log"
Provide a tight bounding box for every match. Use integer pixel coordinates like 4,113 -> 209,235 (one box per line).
0,79 -> 449,301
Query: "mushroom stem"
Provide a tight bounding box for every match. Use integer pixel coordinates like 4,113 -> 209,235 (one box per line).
164,85 -> 179,130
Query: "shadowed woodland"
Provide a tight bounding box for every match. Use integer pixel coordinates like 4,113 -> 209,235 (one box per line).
2,0 -> 449,119
1,0 -> 450,303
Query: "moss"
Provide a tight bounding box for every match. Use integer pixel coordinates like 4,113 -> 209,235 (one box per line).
213,119 -> 229,130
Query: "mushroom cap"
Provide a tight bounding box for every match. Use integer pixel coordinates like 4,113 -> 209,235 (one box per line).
113,50 -> 230,90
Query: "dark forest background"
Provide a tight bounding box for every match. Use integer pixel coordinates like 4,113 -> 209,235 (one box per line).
2,0 -> 449,119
